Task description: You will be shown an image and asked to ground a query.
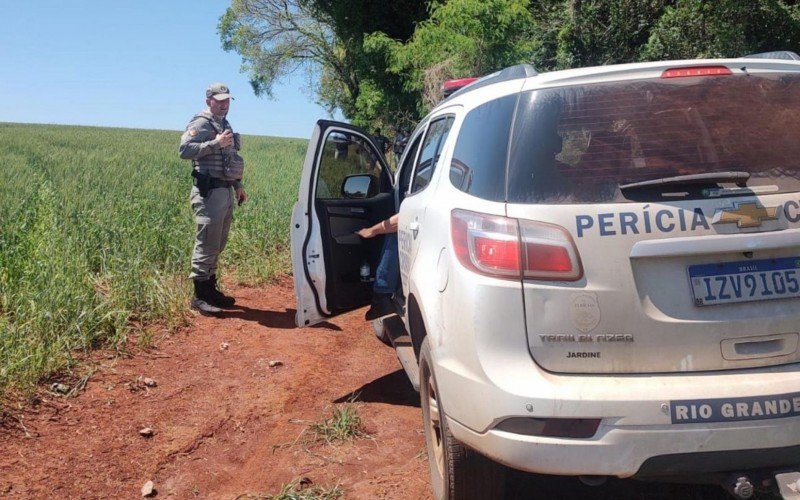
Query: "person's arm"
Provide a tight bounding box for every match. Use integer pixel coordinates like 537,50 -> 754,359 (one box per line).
179,118 -> 231,159
357,214 -> 398,238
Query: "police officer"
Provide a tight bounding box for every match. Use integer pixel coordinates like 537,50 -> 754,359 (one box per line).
392,126 -> 409,165
373,128 -> 389,155
179,82 -> 247,314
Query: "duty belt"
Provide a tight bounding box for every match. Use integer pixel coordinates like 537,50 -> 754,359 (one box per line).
193,177 -> 236,189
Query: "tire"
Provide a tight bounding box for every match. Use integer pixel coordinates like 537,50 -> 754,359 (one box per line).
419,338 -> 507,500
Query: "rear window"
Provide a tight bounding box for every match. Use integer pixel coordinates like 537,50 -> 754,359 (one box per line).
508,72 -> 800,203
450,94 -> 516,201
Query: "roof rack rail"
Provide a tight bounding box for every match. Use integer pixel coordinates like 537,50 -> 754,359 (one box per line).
444,64 -> 538,102
742,50 -> 800,61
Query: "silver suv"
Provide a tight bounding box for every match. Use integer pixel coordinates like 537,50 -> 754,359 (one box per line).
292,54 -> 800,499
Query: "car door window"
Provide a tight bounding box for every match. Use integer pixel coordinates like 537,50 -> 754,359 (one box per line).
316,131 -> 385,199
397,133 -> 423,199
410,117 -> 455,195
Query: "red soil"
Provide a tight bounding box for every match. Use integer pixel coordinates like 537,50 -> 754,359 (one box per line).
0,277 -> 428,499
0,277 -> 738,499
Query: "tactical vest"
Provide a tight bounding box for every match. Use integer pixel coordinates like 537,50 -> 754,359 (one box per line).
192,112 -> 245,181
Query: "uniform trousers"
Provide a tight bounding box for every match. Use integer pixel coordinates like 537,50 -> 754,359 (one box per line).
189,185 -> 234,280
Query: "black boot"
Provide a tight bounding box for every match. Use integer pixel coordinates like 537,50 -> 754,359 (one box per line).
365,294 -> 394,320
191,279 -> 222,315
208,274 -> 236,308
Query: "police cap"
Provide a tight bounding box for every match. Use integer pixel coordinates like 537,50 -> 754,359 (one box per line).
206,83 -> 234,101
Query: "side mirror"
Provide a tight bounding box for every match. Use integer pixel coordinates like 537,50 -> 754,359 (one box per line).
341,174 -> 374,199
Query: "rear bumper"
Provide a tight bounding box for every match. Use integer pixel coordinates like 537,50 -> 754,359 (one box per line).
446,414 -> 800,477
433,345 -> 800,477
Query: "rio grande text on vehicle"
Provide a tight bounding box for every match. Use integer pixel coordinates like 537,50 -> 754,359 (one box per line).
671,391 -> 800,424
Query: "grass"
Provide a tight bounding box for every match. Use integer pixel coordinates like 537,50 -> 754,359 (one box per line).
272,399 -> 368,452
0,122 -> 307,392
237,478 -> 343,500
309,399 -> 368,444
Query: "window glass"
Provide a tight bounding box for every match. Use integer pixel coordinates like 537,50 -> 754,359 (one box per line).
316,131 -> 384,199
410,117 -> 455,194
508,73 -> 800,204
398,133 -> 423,198
449,95 -> 517,201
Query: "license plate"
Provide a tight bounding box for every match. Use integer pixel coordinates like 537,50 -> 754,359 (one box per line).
689,257 -> 800,306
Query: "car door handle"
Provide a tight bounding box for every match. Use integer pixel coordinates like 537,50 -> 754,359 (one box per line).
409,221 -> 420,238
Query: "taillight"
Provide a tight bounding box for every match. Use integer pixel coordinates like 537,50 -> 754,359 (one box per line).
451,209 -> 583,281
451,209 -> 520,277
519,218 -> 583,280
661,66 -> 733,78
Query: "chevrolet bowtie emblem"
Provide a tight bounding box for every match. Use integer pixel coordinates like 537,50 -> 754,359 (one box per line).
712,202 -> 779,228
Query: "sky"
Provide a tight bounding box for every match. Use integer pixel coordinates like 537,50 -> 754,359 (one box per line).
0,1 -> 341,138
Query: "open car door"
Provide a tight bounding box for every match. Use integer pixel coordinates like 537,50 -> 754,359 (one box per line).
291,120 -> 395,326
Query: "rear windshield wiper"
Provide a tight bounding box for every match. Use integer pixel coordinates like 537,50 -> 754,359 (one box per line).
620,171 -> 751,191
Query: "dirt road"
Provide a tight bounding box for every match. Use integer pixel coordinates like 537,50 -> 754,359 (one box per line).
0,278 -> 737,499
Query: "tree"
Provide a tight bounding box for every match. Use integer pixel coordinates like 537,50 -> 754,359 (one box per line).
218,0 -> 358,116
219,0 -> 426,126
642,0 -> 800,60
546,0 -> 800,68
555,0 -> 670,68
220,0 -> 800,130
368,0 -> 540,115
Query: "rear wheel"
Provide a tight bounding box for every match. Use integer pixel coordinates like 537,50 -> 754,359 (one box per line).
419,338 -> 507,500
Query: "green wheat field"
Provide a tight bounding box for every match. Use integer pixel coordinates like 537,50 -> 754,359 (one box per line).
0,122 -> 307,391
